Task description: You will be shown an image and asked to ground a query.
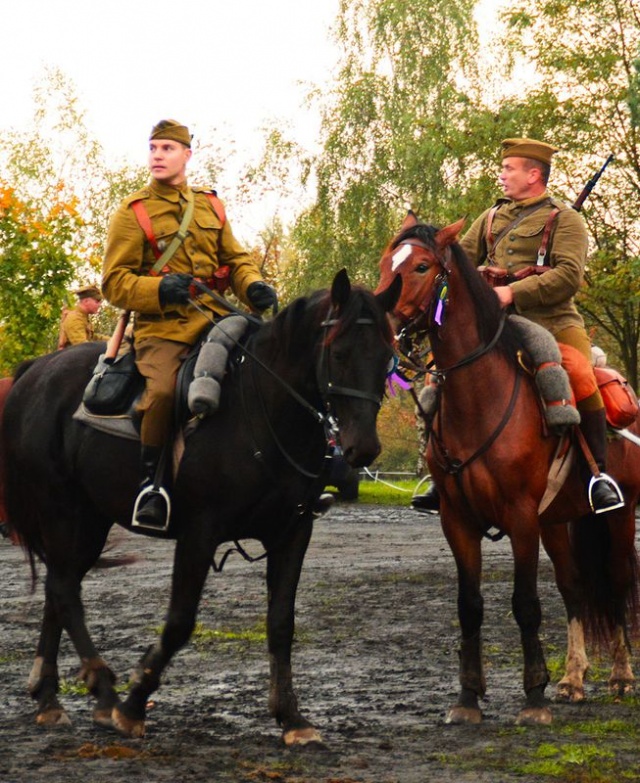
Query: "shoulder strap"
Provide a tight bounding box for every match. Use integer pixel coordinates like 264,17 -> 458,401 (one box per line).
206,192 -> 226,225
131,200 -> 161,259
535,207 -> 560,266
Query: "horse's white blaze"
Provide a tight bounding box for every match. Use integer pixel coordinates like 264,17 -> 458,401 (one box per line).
391,243 -> 412,271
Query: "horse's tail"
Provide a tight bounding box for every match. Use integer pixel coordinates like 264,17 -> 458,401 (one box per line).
571,514 -> 640,647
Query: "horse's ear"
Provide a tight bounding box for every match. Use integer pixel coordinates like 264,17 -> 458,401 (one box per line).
376,273 -> 402,314
435,217 -> 466,250
401,210 -> 418,232
331,268 -> 351,308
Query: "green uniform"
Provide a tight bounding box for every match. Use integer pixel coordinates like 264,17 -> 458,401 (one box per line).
59,306 -> 99,347
102,179 -> 264,446
102,179 -> 263,345
461,190 -> 602,411
460,191 -> 588,337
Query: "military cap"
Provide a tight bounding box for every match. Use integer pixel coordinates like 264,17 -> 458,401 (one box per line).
501,138 -> 558,166
149,119 -> 192,147
74,285 -> 103,301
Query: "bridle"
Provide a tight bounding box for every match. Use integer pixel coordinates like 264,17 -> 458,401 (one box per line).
391,239 -> 507,382
239,299 -> 393,480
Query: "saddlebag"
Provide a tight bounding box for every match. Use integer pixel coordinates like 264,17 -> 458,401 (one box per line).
82,349 -> 144,415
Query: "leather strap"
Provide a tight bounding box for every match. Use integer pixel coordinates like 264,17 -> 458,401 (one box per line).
486,199 -> 552,265
130,189 -> 226,273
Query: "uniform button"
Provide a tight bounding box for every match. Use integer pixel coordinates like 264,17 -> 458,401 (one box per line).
507,262 -> 513,268
507,248 -> 514,254
510,234 -> 516,241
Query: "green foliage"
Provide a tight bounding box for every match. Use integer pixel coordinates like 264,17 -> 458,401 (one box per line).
0,184 -> 81,371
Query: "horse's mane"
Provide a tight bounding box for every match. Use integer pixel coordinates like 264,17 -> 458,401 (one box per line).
267,285 -> 392,356
393,223 -> 521,358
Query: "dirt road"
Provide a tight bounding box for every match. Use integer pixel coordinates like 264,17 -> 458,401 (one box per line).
2,503 -> 639,782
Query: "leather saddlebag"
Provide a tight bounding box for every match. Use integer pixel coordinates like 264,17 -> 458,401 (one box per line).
83,350 -> 144,415
595,366 -> 639,429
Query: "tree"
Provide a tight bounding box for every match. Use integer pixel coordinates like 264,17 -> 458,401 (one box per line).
0,183 -> 82,372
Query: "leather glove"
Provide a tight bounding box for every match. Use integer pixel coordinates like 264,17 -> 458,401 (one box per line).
247,281 -> 278,312
159,273 -> 193,306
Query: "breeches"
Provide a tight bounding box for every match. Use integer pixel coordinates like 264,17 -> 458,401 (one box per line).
555,326 -> 603,412
135,337 -> 190,448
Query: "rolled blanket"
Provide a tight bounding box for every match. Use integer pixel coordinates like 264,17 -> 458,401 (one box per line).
188,315 -> 249,417
509,315 -> 580,430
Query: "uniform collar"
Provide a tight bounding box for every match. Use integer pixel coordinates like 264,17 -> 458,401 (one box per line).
509,190 -> 550,209
149,179 -> 191,202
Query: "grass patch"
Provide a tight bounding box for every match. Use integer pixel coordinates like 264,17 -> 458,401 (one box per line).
190,620 -> 267,648
354,478 -> 425,506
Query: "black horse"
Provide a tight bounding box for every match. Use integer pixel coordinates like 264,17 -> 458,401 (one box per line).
3,270 -> 401,745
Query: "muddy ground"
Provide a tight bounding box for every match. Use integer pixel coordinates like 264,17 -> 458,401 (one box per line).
2,501 -> 640,783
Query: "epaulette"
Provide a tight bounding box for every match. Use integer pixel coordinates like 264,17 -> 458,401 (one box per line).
122,188 -> 151,208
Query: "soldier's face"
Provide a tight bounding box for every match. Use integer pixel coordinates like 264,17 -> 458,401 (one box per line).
148,140 -> 192,186
499,157 -> 543,201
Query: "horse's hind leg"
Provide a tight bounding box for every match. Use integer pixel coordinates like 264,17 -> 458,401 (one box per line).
511,527 -> 552,725
28,596 -> 70,726
42,524 -> 119,728
541,525 -> 589,702
444,527 -> 485,725
265,516 -> 322,746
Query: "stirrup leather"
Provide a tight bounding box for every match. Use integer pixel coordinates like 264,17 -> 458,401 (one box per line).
587,472 -> 624,515
132,485 -> 171,531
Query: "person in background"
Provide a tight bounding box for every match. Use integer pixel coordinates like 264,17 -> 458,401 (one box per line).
102,119 -> 277,530
58,285 -> 106,348
412,137 -> 623,516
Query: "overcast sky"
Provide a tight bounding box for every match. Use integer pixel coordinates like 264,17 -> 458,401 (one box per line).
1,0 -> 503,238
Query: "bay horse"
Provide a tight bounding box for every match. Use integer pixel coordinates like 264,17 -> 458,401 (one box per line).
3,269 -> 401,744
376,213 -> 640,725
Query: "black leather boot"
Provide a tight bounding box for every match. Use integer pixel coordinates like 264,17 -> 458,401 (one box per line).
411,484 -> 440,514
579,409 -> 624,514
132,445 -> 171,530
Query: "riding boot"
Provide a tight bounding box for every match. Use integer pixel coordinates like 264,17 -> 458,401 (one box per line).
578,409 -> 624,514
411,483 -> 440,514
133,445 -> 171,530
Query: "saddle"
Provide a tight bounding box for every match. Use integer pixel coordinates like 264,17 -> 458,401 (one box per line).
73,315 -> 251,442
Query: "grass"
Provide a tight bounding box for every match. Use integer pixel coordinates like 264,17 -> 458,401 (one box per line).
332,477 -> 428,507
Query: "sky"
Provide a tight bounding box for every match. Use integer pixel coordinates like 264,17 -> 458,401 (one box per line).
1,0 -> 503,241
2,0 -> 344,238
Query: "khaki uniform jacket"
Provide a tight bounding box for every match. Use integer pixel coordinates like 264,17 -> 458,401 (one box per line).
460,191 -> 588,337
102,180 -> 264,346
59,307 -> 95,347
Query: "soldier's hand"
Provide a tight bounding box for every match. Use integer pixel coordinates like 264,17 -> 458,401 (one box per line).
159,273 -> 193,305
247,281 -> 278,312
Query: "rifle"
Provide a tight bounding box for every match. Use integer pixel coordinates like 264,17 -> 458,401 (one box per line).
572,153 -> 614,211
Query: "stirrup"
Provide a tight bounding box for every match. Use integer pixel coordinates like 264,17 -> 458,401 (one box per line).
132,485 -> 171,531
588,473 -> 624,515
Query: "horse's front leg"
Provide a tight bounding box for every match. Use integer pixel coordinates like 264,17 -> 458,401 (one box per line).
266,514 -> 322,746
112,533 -> 213,738
443,523 -> 485,725
511,527 -> 551,725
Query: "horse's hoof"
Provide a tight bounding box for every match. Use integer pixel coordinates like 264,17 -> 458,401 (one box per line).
93,708 -> 115,728
36,708 -> 72,727
556,682 -> 585,702
283,726 -> 324,746
516,706 -> 553,726
111,705 -> 145,738
445,706 -> 482,725
609,679 -> 634,699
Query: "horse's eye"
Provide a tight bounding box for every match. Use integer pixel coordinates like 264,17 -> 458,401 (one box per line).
415,264 -> 429,273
